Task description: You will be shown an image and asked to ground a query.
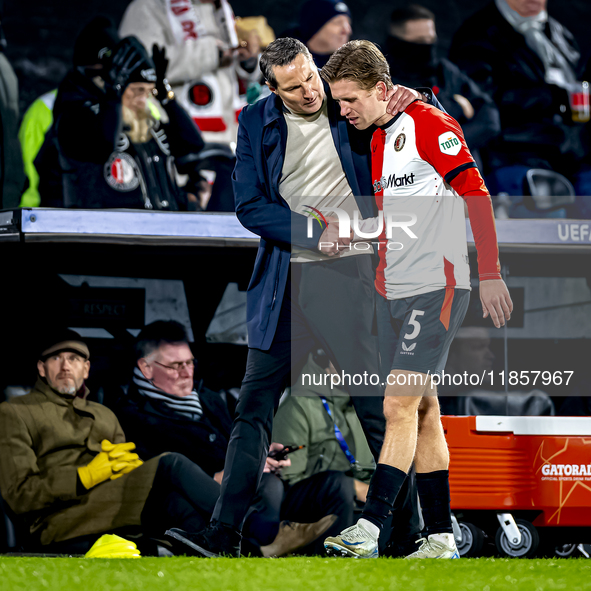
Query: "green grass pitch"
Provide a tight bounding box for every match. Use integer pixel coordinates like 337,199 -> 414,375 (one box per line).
1,557 -> 590,591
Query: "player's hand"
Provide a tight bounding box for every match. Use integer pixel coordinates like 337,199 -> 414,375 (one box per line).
264,443 -> 291,474
385,85 -> 422,115
318,218 -> 353,256
480,279 -> 513,328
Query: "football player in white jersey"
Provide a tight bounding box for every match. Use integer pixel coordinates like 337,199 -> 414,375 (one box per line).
321,40 -> 512,559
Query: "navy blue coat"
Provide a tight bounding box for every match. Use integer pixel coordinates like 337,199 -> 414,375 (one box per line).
233,82 -> 435,350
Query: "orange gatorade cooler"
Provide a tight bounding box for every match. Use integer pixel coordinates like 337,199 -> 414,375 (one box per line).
442,415 -> 591,558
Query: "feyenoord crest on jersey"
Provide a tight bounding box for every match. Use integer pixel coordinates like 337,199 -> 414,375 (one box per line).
104,152 -> 140,191
395,133 -> 406,152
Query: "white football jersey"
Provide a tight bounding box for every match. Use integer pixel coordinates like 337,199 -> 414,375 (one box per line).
370,101 -> 479,300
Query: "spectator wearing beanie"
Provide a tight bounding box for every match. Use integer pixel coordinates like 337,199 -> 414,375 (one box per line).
293,0 -> 352,68
42,32 -> 205,210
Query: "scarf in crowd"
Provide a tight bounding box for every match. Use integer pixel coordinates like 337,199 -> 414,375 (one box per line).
495,0 -> 579,90
133,367 -> 203,420
165,0 -> 209,44
164,0 -> 237,47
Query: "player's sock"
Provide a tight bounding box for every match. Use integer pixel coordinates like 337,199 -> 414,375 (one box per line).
416,470 -> 453,535
361,463 -> 407,530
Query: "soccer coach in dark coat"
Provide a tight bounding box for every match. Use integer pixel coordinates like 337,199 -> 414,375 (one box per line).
167,38 -> 440,557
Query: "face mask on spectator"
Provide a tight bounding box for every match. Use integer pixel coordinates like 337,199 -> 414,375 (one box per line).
386,36 -> 438,75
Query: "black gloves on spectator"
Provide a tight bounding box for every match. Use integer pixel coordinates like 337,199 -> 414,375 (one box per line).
152,44 -> 175,105
102,36 -> 151,99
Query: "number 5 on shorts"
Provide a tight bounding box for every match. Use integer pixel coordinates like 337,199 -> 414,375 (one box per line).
404,310 -> 425,340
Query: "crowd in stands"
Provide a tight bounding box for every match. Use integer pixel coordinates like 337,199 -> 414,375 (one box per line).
0,0 -> 588,217
0,0 -> 589,557
0,322 -> 426,555
0,317 -> 585,555
0,324 -> 353,555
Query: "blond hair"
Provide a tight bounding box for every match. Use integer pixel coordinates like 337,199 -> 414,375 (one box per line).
122,105 -> 154,144
321,40 -> 393,91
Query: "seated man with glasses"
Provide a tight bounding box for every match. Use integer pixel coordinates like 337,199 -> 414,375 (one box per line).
116,320 -> 231,477
0,328 -> 221,554
114,320 -> 336,556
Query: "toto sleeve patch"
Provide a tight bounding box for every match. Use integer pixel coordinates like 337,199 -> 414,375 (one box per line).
438,131 -> 462,156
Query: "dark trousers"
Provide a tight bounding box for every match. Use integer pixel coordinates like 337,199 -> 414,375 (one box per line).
144,456 -> 285,544
242,473 -> 285,546
281,471 -> 355,555
33,453 -> 220,555
213,256 -> 420,539
141,453 -> 220,537
35,454 -> 282,555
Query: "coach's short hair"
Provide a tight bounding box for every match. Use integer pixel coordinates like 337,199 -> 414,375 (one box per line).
134,320 -> 189,360
260,37 -> 313,88
321,40 -> 393,91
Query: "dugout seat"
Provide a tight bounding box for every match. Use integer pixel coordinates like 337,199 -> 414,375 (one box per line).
458,390 -> 555,416
523,169 -> 576,212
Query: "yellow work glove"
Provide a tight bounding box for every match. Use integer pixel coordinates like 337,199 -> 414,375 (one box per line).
101,440 -> 143,479
78,452 -> 114,489
111,459 -> 144,479
101,440 -> 137,459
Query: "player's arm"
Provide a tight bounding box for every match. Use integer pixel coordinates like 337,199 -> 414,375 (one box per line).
416,111 -> 512,327
448,168 -> 513,328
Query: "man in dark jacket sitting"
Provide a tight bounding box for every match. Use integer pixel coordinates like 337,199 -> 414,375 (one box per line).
0,329 -> 220,553
116,321 -> 233,478
114,320 -> 336,556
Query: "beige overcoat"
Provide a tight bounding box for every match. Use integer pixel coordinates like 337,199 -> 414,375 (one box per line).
0,379 -> 159,545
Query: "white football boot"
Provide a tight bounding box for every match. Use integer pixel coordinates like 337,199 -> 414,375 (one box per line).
406,533 -> 460,559
324,518 -> 379,558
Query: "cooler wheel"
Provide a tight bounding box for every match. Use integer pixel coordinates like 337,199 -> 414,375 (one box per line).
457,522 -> 486,557
495,519 -> 539,558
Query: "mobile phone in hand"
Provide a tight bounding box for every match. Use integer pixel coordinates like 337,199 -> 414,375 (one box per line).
268,444 -> 305,461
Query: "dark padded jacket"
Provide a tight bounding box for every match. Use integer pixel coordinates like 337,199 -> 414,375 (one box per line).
449,2 -> 590,171
113,380 -> 232,477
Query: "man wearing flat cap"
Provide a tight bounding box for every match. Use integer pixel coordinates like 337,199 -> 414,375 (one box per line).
0,329 -> 220,552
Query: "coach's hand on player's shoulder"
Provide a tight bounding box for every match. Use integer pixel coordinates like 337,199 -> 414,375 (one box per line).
317,218 -> 353,256
385,85 -> 423,115
480,279 -> 513,328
